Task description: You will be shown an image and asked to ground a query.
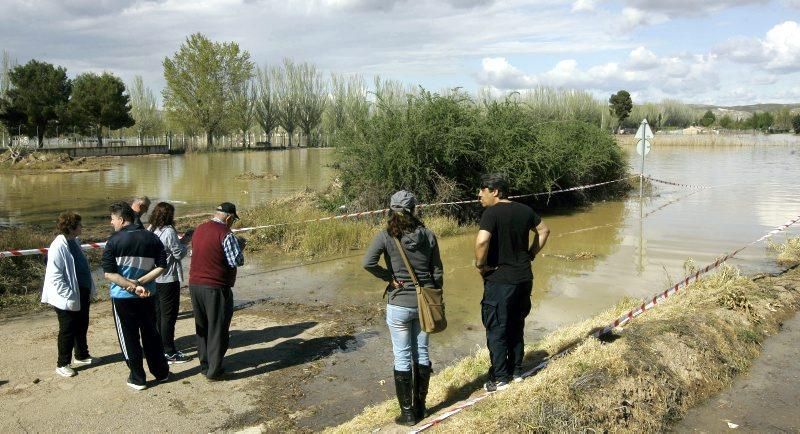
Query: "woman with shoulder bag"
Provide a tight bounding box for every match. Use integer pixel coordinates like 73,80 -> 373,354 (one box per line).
362,190 -> 444,426
41,212 -> 97,377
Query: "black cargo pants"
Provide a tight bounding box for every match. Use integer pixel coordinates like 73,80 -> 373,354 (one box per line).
481,280 -> 533,383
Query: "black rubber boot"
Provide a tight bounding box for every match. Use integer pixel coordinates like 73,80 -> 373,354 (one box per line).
414,363 -> 432,421
394,370 -> 417,426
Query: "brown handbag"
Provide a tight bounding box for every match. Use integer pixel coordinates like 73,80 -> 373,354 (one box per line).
392,237 -> 447,334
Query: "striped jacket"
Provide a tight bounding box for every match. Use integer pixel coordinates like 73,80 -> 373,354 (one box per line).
101,224 -> 167,299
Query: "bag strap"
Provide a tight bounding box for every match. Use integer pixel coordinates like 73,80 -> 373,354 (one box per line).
392,237 -> 422,294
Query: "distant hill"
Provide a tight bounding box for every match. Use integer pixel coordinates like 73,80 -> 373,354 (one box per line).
688,103 -> 800,121
691,103 -> 800,112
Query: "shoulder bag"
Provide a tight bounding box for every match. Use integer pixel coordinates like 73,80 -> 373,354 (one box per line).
392,237 -> 447,334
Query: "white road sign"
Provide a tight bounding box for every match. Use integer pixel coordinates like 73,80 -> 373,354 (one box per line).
636,138 -> 651,156
635,120 -> 654,140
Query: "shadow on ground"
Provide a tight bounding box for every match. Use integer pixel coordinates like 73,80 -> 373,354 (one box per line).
224,334 -> 357,381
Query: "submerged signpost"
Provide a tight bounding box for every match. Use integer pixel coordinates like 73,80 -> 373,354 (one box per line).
635,118 -> 654,272
635,118 -> 654,198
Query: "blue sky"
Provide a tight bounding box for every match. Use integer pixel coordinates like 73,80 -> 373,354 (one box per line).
1,0 -> 798,106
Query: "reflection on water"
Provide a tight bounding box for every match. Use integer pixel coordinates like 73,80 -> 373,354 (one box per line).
237,140 -> 800,349
4,139 -> 800,349
0,149 -> 336,226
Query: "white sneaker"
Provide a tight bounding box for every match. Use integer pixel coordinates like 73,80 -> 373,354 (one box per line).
72,357 -> 93,366
126,381 -> 147,391
56,366 -> 76,377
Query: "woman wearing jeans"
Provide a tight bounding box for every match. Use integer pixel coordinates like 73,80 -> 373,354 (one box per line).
363,191 -> 444,426
41,212 -> 96,377
148,202 -> 191,364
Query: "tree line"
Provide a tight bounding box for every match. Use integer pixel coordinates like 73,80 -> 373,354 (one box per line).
0,52 -> 134,147
609,89 -> 800,134
0,34 -> 371,150
3,36 -> 800,151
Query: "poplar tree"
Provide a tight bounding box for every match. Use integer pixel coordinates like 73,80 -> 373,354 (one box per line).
296,62 -> 326,147
274,59 -> 302,147
162,33 -> 254,149
128,75 -> 162,145
230,79 -> 257,148
255,65 -> 279,145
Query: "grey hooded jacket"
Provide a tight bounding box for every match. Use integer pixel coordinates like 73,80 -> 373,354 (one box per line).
362,227 -> 444,308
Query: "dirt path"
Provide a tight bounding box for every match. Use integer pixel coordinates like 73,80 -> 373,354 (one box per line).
674,310 -> 800,433
0,293 -> 383,433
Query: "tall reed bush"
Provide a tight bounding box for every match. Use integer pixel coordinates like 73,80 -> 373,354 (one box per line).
334,88 -> 628,210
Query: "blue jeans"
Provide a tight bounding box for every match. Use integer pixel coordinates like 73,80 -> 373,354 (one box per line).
386,304 -> 430,371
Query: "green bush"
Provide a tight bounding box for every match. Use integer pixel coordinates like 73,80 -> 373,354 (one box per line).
334,89 -> 628,210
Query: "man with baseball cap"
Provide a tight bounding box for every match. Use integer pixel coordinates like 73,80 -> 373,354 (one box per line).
188,202 -> 245,380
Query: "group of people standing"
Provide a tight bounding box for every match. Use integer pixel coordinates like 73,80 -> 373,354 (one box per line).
40,196 -> 245,389
362,173 -> 550,426
39,172 -> 549,427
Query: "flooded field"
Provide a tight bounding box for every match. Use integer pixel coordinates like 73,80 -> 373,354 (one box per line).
3,142 -> 800,344
0,149 -> 337,226
2,139 -> 800,430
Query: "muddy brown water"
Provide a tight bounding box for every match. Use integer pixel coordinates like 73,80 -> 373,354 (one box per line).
0,148 -> 337,226
3,138 -> 800,429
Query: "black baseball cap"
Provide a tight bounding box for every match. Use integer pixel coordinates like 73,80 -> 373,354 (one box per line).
216,202 -> 239,220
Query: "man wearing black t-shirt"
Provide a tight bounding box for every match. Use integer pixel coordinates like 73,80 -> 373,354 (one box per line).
474,173 -> 550,392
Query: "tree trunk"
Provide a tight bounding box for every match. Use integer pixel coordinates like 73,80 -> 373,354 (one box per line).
287,131 -> 293,147
206,131 -> 214,149
97,132 -> 103,147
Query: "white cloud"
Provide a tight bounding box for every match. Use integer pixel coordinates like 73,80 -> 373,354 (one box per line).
0,0 -> 628,97
478,48 -> 720,101
478,57 -> 538,88
619,7 -> 669,31
628,46 -> 660,70
763,21 -> 800,71
571,0 -> 597,12
618,0 -> 767,17
716,21 -> 800,72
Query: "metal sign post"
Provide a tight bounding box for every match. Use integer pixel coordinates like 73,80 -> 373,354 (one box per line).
635,119 -> 653,197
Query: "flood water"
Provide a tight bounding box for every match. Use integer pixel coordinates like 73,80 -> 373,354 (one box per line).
3,139 -> 800,357
227,138 -> 800,366
0,149 -> 337,226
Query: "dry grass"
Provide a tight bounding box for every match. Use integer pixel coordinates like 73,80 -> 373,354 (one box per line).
769,237 -> 800,264
0,227 -> 52,298
228,194 -> 471,261
617,133 -> 796,147
327,259 -> 800,433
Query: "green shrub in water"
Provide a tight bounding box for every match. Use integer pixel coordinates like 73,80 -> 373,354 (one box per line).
334,89 -> 628,210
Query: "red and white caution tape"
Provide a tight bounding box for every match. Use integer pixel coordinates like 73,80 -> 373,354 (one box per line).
594,213 -> 800,337
412,213 -> 800,433
0,241 -> 107,259
0,175 -> 634,258
641,190 -> 700,219
508,176 -> 634,200
643,175 -> 715,190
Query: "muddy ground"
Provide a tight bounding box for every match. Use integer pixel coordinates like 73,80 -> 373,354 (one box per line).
0,292 -> 386,433
675,311 -> 800,433
2,263 -> 799,433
